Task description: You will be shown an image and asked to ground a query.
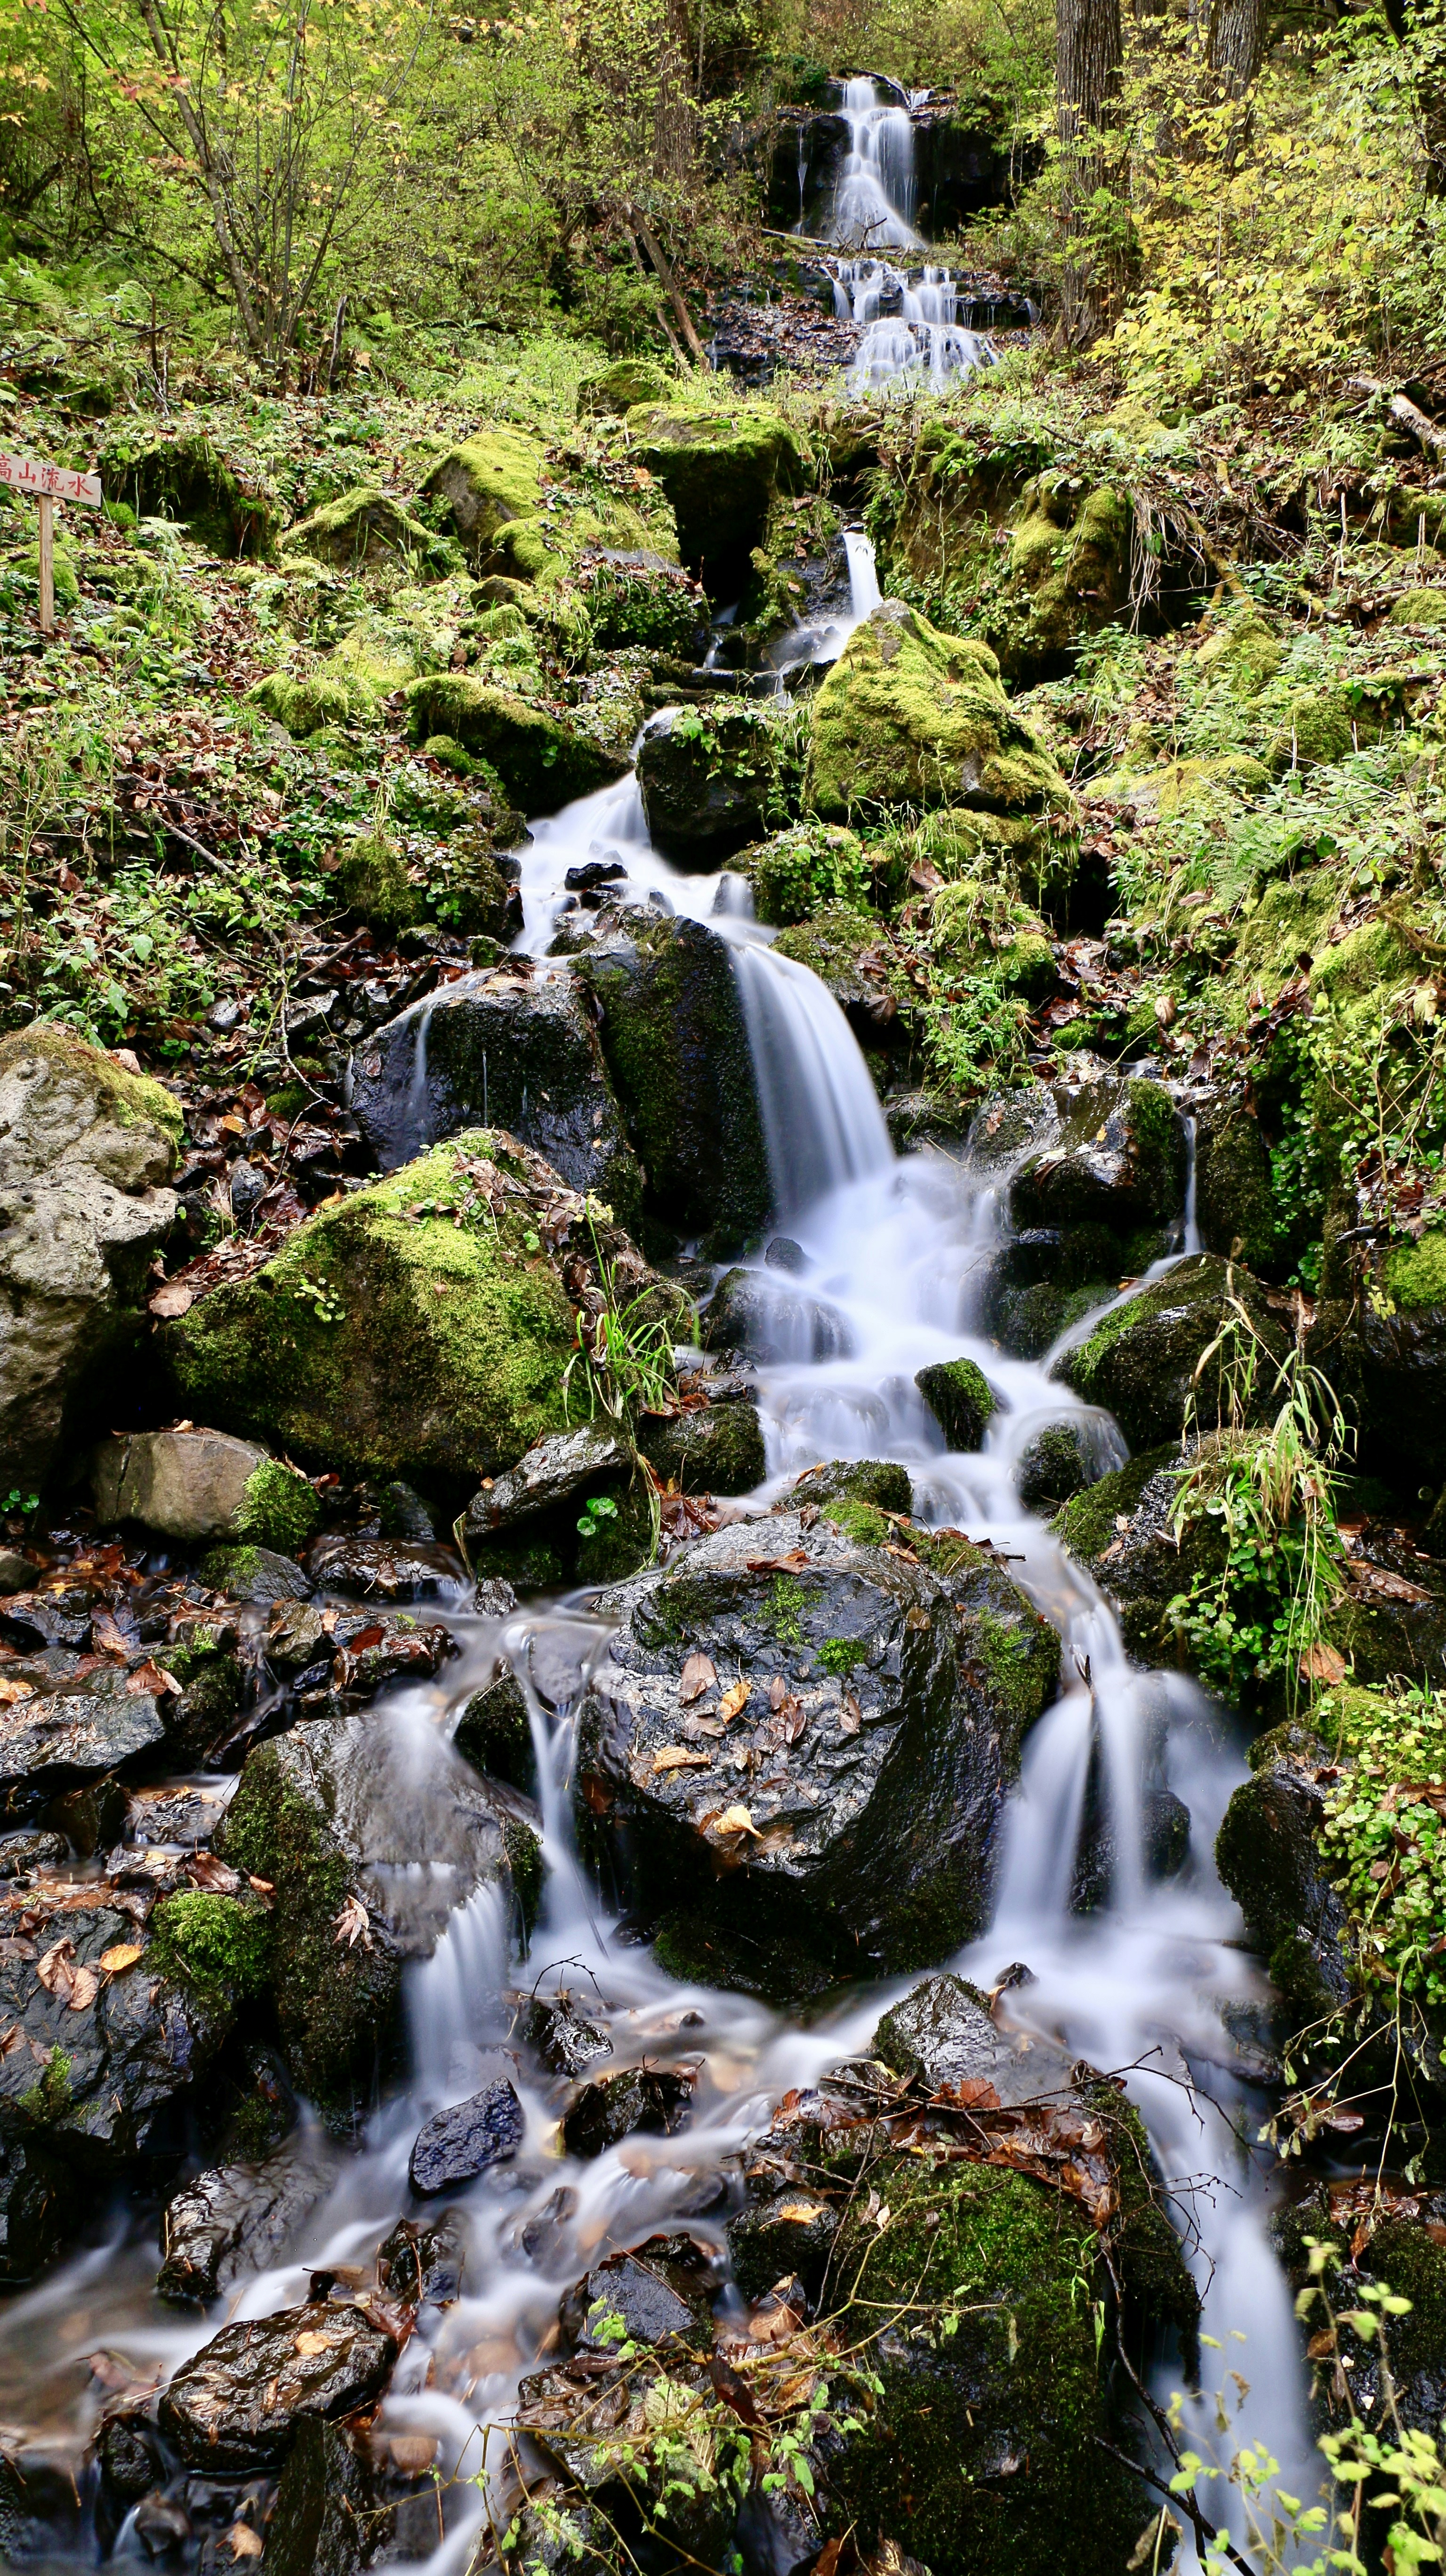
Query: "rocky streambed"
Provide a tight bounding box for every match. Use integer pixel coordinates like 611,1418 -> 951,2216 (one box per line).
7,549 -> 1446,2576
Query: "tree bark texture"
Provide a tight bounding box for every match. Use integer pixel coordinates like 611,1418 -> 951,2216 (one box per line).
1055,0 -> 1122,145
1207,0 -> 1264,96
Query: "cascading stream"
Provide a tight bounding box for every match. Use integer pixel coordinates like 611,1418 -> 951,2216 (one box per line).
0,749 -> 1312,2574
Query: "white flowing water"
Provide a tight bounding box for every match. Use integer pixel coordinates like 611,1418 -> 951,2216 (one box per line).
827,75 -> 920,250
765,522 -> 884,683
834,255 -> 996,394
2,760 -> 1312,2570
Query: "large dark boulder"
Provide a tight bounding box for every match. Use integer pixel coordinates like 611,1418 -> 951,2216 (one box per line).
1309,1224 -> 1446,1481
702,1265 -> 854,1363
348,964 -> 643,1232
635,706 -> 778,862
157,2143 -> 330,2302
0,1672 -> 165,1820
1215,1737 -> 1357,2027
970,1064 -> 1186,1236
579,915 -> 771,1249
1052,1253 -> 1286,1452
572,1511 -> 1059,1986
623,403 -> 802,582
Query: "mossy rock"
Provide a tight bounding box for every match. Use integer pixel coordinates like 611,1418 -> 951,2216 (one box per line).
578,913 -> 771,1250
284,485 -> 444,572
1054,1253 -> 1285,1451
14,543 -> 80,609
166,1133 -> 578,1486
634,1401 -> 766,1496
422,732 -> 476,776
1150,754 -> 1271,818
149,1890 -> 273,2003
1193,1090 -> 1277,1272
899,804 -> 1073,918
808,601 -> 1065,822
336,831 -> 416,935
789,1457 -> 914,1520
624,402 -> 802,574
915,1355 -> 997,1452
0,1017 -> 183,1154
827,2150 -> 1148,2576
992,475 -> 1133,682
246,669 -> 368,740
1195,611 -> 1284,696
421,432 -> 547,559
404,674 -> 625,809
1389,587 -> 1446,628
578,360 -> 675,417
736,821 -> 871,926
101,432 -> 278,558
1266,687 -> 1383,773
236,1459 -> 321,1554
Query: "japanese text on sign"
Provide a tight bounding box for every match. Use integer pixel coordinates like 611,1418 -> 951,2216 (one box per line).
0,452 -> 103,507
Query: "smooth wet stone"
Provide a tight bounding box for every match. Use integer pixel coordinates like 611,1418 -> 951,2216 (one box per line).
561,2064 -> 693,2159
968,1064 -> 1185,1234
1053,1253 -> 1286,1451
564,2245 -> 712,2353
0,1553 -> 32,1596
158,2145 -> 330,2302
871,1971 -> 1078,2103
454,1666 -> 534,1792
264,2416 -> 370,2576
0,2133 -> 72,2283
463,1424 -> 632,1540
266,1600 -> 329,1672
0,1682 -> 164,1807
304,1536 -> 461,1602
0,1828 -> 67,1878
634,1398 -> 766,1497
159,2301 -> 398,2469
1015,1419 -> 1092,1510
408,2078 -> 524,2194
92,1427 -> 269,1542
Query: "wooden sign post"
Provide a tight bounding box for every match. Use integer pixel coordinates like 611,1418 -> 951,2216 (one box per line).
0,451 -> 103,634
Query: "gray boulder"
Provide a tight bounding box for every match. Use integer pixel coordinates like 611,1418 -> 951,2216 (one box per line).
969,1060 -> 1185,1235
0,1673 -> 165,1817
409,2078 -> 524,2194
573,1511 -> 1060,1985
349,963 -> 643,1232
0,1024 -> 181,1487
92,1427 -> 268,1541
871,1970 -> 1076,2104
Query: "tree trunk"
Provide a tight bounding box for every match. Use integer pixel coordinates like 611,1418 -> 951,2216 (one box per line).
1055,0 -> 1122,145
1207,0 -> 1263,97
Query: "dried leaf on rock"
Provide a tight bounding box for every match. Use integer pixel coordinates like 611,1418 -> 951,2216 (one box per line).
678,1652 -> 717,1704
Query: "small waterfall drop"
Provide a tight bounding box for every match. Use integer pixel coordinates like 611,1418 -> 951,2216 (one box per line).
829,76 -> 920,250
730,940 -> 893,1216
831,255 -> 996,393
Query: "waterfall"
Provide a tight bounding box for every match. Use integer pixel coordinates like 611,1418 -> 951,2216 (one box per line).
831,253 -> 996,394
829,76 -> 920,250
844,526 -> 881,618
766,524 -> 884,682
729,940 -> 893,1216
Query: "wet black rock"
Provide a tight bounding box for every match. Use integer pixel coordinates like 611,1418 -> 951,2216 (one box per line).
0,1827 -> 68,1878
454,1666 -> 535,1793
1053,1253 -> 1286,1451
969,1062 -> 1186,1234
703,1267 -> 855,1365
349,968 -> 644,1233
915,1355 -> 997,1452
0,1885 -> 233,2166
264,2417 -> 370,2576
578,914 -> 771,1250
634,1399 -> 766,1496
158,2143 -> 331,2302
573,1510 -> 1059,1986
0,2133 -> 72,2282
408,2078 -> 524,2194
1015,1419 -> 1092,1511
95,2410 -> 161,2505
463,1424 -> 634,1539
0,1677 -> 165,1815
266,1601 -> 329,1672
872,1971 -> 1076,2104
1189,1083 -> 1277,1273
378,2207 -> 469,2305
727,2188 -> 839,2303
635,706 -> 778,861
563,2241 -> 713,2353
1215,1739 -> 1355,2026
303,1536 -> 462,1602
159,2301 -> 399,2469
561,2064 -> 693,2159
515,1992 -> 612,2079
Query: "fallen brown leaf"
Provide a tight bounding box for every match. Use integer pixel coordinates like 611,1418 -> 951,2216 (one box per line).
678,1652 -> 717,1704
653,1745 -> 713,1772
719,1679 -> 752,1723
100,1943 -> 144,1976
36,1937 -> 78,2002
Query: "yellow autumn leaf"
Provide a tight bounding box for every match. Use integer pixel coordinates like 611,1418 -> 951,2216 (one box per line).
294,2330 -> 333,2357
718,1679 -> 751,1723
653,1745 -> 712,1771
100,1944 -> 144,1975
713,1804 -> 761,1838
